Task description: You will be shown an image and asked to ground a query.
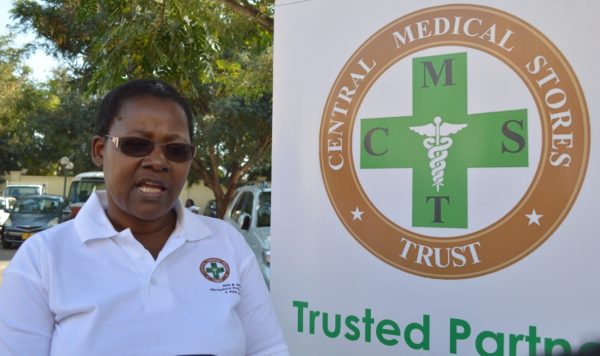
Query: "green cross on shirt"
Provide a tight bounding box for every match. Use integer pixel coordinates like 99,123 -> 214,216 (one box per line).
206,262 -> 225,279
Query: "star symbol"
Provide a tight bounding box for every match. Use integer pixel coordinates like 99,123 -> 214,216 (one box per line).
351,206 -> 364,221
526,209 -> 543,226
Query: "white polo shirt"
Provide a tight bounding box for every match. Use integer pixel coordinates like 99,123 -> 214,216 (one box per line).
0,191 -> 288,356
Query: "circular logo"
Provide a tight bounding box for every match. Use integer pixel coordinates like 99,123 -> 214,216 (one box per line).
200,257 -> 230,283
319,4 -> 589,279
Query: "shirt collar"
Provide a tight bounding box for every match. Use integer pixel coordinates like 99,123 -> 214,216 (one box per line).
74,191 -> 213,243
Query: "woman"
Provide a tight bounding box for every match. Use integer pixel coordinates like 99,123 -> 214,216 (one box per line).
0,79 -> 289,356
185,198 -> 200,214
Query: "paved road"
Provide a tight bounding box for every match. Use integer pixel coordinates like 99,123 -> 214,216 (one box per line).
0,248 -> 17,287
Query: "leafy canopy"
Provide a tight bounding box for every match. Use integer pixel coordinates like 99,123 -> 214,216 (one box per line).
11,0 -> 275,216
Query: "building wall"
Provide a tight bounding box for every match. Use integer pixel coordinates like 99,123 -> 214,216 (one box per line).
1,171 -> 216,210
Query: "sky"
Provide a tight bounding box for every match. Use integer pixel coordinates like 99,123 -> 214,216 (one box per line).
0,1 -> 60,82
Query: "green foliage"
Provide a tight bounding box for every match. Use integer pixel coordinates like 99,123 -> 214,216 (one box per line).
0,34 -> 35,174
201,94 -> 271,170
87,0 -> 218,95
23,71 -> 99,175
0,33 -> 98,175
11,0 -> 275,216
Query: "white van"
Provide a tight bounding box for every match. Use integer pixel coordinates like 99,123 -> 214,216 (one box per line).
3,184 -> 46,198
66,172 -> 105,218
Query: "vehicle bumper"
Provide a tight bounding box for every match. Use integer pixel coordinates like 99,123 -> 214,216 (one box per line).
1,228 -> 46,245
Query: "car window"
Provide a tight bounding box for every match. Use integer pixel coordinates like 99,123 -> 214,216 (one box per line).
231,191 -> 254,221
14,198 -> 40,213
69,180 -> 106,203
256,191 -> 271,228
5,186 -> 41,197
13,198 -> 61,214
0,197 -> 16,209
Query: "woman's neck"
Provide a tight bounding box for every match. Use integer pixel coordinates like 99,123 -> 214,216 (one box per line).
107,209 -> 177,259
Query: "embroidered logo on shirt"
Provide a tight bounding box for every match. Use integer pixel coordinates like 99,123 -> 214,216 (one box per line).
200,258 -> 230,283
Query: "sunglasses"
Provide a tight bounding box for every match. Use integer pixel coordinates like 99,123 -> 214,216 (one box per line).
105,135 -> 196,162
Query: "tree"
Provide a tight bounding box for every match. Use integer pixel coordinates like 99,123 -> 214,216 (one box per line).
213,0 -> 273,33
12,0 -> 274,217
0,34 -> 36,174
24,71 -> 99,175
0,33 -> 99,175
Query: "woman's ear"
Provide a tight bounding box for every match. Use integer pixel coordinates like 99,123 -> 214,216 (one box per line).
91,135 -> 105,168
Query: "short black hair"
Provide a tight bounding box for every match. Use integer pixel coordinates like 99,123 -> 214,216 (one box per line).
94,78 -> 194,140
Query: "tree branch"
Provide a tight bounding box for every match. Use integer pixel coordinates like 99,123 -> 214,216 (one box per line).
212,0 -> 273,34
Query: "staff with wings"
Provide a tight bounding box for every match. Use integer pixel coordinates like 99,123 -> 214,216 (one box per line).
409,116 -> 468,192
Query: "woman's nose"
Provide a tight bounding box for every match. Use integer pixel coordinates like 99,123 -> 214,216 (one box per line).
141,145 -> 170,171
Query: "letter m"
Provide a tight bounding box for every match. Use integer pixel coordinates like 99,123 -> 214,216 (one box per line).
422,58 -> 455,88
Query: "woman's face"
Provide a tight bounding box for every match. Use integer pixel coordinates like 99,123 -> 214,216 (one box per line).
92,95 -> 192,222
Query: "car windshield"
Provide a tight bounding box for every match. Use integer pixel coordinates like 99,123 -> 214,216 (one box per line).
68,180 -> 106,204
256,191 -> 271,228
5,186 -> 40,197
13,197 -> 61,214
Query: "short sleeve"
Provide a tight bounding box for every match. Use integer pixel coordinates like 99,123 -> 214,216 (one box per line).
233,231 -> 289,356
0,238 -> 54,355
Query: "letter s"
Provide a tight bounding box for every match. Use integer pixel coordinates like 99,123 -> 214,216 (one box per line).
501,120 -> 526,153
525,55 -> 547,75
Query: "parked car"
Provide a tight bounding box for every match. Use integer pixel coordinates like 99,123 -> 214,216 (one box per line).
0,197 -> 16,227
1,195 -> 68,249
224,184 -> 271,287
202,199 -> 217,218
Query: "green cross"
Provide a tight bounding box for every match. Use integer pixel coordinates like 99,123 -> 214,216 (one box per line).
361,52 -> 528,228
206,262 -> 225,279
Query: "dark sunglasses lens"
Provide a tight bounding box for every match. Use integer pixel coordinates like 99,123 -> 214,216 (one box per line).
164,144 -> 195,162
120,138 -> 154,157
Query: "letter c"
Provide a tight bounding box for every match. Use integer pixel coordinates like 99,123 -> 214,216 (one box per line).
364,127 -> 389,156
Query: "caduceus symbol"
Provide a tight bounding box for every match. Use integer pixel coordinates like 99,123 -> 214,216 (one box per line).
409,116 -> 467,192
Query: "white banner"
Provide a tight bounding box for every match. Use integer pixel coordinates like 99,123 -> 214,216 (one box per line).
272,1 -> 599,354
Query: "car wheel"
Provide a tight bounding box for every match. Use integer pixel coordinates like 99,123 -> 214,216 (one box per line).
1,240 -> 11,249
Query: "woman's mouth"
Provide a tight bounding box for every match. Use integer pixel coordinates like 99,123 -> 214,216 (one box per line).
137,181 -> 167,195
